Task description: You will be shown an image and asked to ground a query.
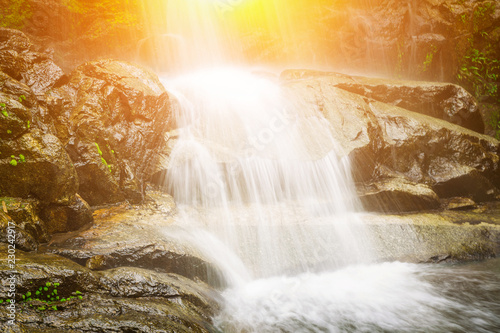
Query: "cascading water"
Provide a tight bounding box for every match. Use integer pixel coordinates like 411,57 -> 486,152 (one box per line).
145,1 -> 500,332
162,67 -> 373,278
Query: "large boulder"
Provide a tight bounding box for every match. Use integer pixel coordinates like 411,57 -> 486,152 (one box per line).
282,72 -> 500,209
281,70 -> 484,133
46,59 -> 173,205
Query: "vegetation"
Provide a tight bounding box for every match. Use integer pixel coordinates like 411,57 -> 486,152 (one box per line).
95,142 -> 112,173
0,0 -> 32,29
421,45 -> 437,73
456,2 -> 500,138
12,281 -> 84,311
0,103 -> 8,117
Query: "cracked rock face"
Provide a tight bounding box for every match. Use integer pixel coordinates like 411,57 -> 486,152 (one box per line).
46,59 -> 173,205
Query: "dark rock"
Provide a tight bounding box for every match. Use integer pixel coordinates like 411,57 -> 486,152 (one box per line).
0,27 -> 65,97
46,59 -> 173,205
0,72 -> 33,139
283,75 -> 500,205
0,129 -> 78,204
431,165 -> 500,201
359,177 -> 440,213
0,244 -> 219,333
0,197 -> 50,251
40,194 -> 93,234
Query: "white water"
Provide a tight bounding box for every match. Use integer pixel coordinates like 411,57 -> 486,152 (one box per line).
151,1 -> 500,332
161,67 -> 373,279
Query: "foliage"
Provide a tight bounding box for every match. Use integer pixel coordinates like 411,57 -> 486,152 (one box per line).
421,45 -> 437,73
473,2 -> 495,32
458,47 -> 499,99
0,103 -> 7,117
0,0 -> 32,29
10,281 -> 86,311
456,2 -> 500,139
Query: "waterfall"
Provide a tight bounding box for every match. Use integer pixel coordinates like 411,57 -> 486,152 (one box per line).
161,67 -> 374,280
144,1 -> 500,332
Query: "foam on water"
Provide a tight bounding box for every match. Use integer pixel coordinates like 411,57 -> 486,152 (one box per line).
214,261 -> 500,332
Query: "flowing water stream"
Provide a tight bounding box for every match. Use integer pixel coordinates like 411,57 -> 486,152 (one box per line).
148,1 -> 500,331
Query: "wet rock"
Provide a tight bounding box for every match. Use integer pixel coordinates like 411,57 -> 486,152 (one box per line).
0,244 -> 219,333
98,267 -> 218,312
46,59 -> 173,205
0,197 -> 50,251
40,194 -> 93,234
364,205 -> 500,262
43,193 -> 221,286
444,197 -> 477,211
0,72 -> 33,139
0,129 -> 78,205
283,74 -> 500,205
281,70 -> 484,133
0,27 -> 65,97
359,177 -> 440,213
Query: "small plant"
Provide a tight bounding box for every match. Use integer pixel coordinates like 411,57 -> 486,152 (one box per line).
9,156 -> 17,166
95,142 -> 112,173
26,120 -> 30,129
421,45 -> 437,72
18,95 -> 26,103
7,130 -> 12,134
19,154 -> 25,163
458,48 -> 499,100
16,281 -> 84,312
0,103 -> 7,117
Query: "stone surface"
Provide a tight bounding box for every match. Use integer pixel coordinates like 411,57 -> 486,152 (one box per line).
281,70 -> 484,133
42,192 -> 222,287
283,74 -> 500,204
359,177 -> 440,213
0,129 -> 78,205
40,194 -> 93,234
0,27 -> 65,97
365,202 -> 500,262
0,200 -> 47,252
445,197 -> 477,211
46,59 -> 173,205
0,244 -> 219,333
